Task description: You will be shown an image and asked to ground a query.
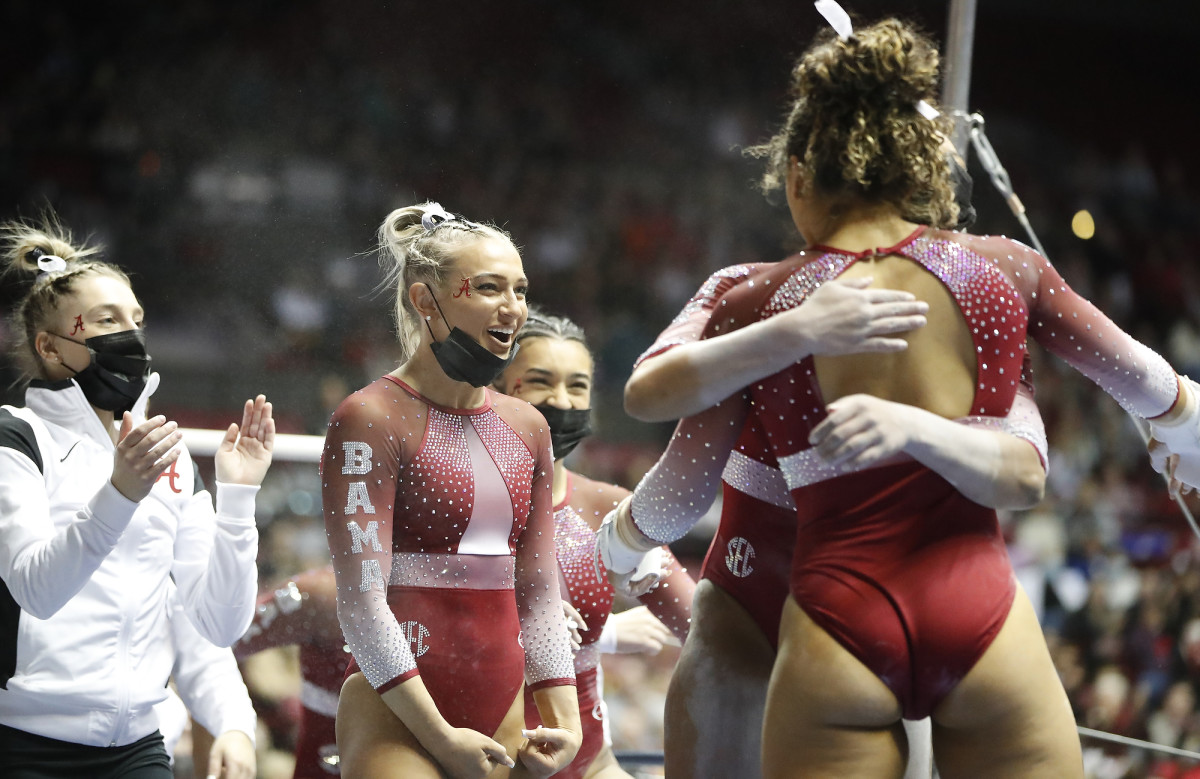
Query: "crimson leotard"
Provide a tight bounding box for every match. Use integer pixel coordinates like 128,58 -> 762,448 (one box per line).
630,258 -> 1048,650
523,472 -> 693,779
321,377 -> 575,739
234,568 -> 347,779
699,227 -> 1177,718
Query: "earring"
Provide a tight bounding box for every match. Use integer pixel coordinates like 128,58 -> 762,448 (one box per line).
425,315 -> 431,321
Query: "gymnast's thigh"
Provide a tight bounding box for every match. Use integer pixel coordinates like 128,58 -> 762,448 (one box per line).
336,671 -> 443,779
761,597 -> 906,779
664,579 -> 775,779
338,672 -> 528,779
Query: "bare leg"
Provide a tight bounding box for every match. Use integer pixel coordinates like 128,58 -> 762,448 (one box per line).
582,745 -> 633,779
338,671 -> 525,779
761,597 -> 907,779
931,586 -> 1083,779
664,580 -> 775,779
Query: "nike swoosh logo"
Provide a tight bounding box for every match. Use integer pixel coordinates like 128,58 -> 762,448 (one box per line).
60,441 -> 81,462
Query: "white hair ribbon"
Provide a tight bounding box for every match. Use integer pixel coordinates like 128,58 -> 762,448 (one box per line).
915,100 -> 940,120
420,202 -> 481,232
420,202 -> 454,231
814,0 -> 853,40
37,255 -> 67,274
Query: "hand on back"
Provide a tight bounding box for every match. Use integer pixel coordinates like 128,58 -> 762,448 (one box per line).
777,276 -> 927,358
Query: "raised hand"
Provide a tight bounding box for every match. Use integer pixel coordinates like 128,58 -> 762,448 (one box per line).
609,605 -> 677,655
776,276 -> 928,357
808,394 -> 913,470
214,395 -> 275,486
111,413 -> 183,502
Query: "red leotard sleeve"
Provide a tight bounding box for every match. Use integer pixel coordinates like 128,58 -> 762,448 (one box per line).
967,234 -> 1179,418
321,383 -> 415,690
510,405 -> 577,691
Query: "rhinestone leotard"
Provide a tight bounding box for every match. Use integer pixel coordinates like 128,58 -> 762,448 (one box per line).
628,250 -> 1051,649
694,226 -> 1178,717
322,376 -> 575,735
524,471 -> 694,779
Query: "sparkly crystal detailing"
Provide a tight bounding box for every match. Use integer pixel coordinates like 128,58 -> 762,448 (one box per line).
778,448 -> 866,490
957,390 -> 1050,472
323,378 -> 575,693
630,399 -> 743,545
388,552 -> 515,589
556,472 -> 693,666
574,643 -> 600,674
722,451 -> 795,510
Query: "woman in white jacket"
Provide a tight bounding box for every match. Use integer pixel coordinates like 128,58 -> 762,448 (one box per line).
0,215 -> 274,778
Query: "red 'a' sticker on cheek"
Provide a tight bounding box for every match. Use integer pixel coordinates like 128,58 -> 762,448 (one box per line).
69,315 -> 84,335
452,278 -> 471,298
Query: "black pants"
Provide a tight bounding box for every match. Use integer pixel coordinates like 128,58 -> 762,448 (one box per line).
0,723 -> 172,779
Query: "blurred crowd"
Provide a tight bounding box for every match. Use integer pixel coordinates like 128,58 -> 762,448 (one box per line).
3,1 -> 1200,777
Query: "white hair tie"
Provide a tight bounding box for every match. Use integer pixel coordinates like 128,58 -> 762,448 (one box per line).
31,248 -> 67,278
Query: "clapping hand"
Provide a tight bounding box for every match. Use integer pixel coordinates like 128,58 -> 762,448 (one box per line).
214,395 -> 275,486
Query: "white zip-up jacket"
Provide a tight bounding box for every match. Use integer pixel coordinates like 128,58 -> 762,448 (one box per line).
0,377 -> 260,747
156,583 -> 257,761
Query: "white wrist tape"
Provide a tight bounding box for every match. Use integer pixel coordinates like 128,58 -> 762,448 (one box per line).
595,499 -> 647,575
1149,377 -> 1200,456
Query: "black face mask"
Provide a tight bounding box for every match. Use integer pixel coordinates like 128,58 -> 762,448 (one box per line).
535,405 -> 592,460
57,329 -> 152,414
948,151 -> 977,231
424,285 -> 519,388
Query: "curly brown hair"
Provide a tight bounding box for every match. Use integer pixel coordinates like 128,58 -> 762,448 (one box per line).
747,18 -> 958,228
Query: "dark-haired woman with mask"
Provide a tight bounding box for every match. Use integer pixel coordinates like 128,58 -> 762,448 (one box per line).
322,203 -> 580,779
492,308 -> 694,779
0,216 -> 275,778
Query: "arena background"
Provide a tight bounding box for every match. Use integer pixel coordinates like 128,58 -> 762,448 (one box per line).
2,2 -> 1199,777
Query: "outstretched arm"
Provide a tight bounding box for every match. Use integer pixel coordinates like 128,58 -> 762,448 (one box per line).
625,277 -> 927,422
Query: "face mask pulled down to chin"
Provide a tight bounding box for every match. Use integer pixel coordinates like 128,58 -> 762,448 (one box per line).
423,283 -> 519,388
